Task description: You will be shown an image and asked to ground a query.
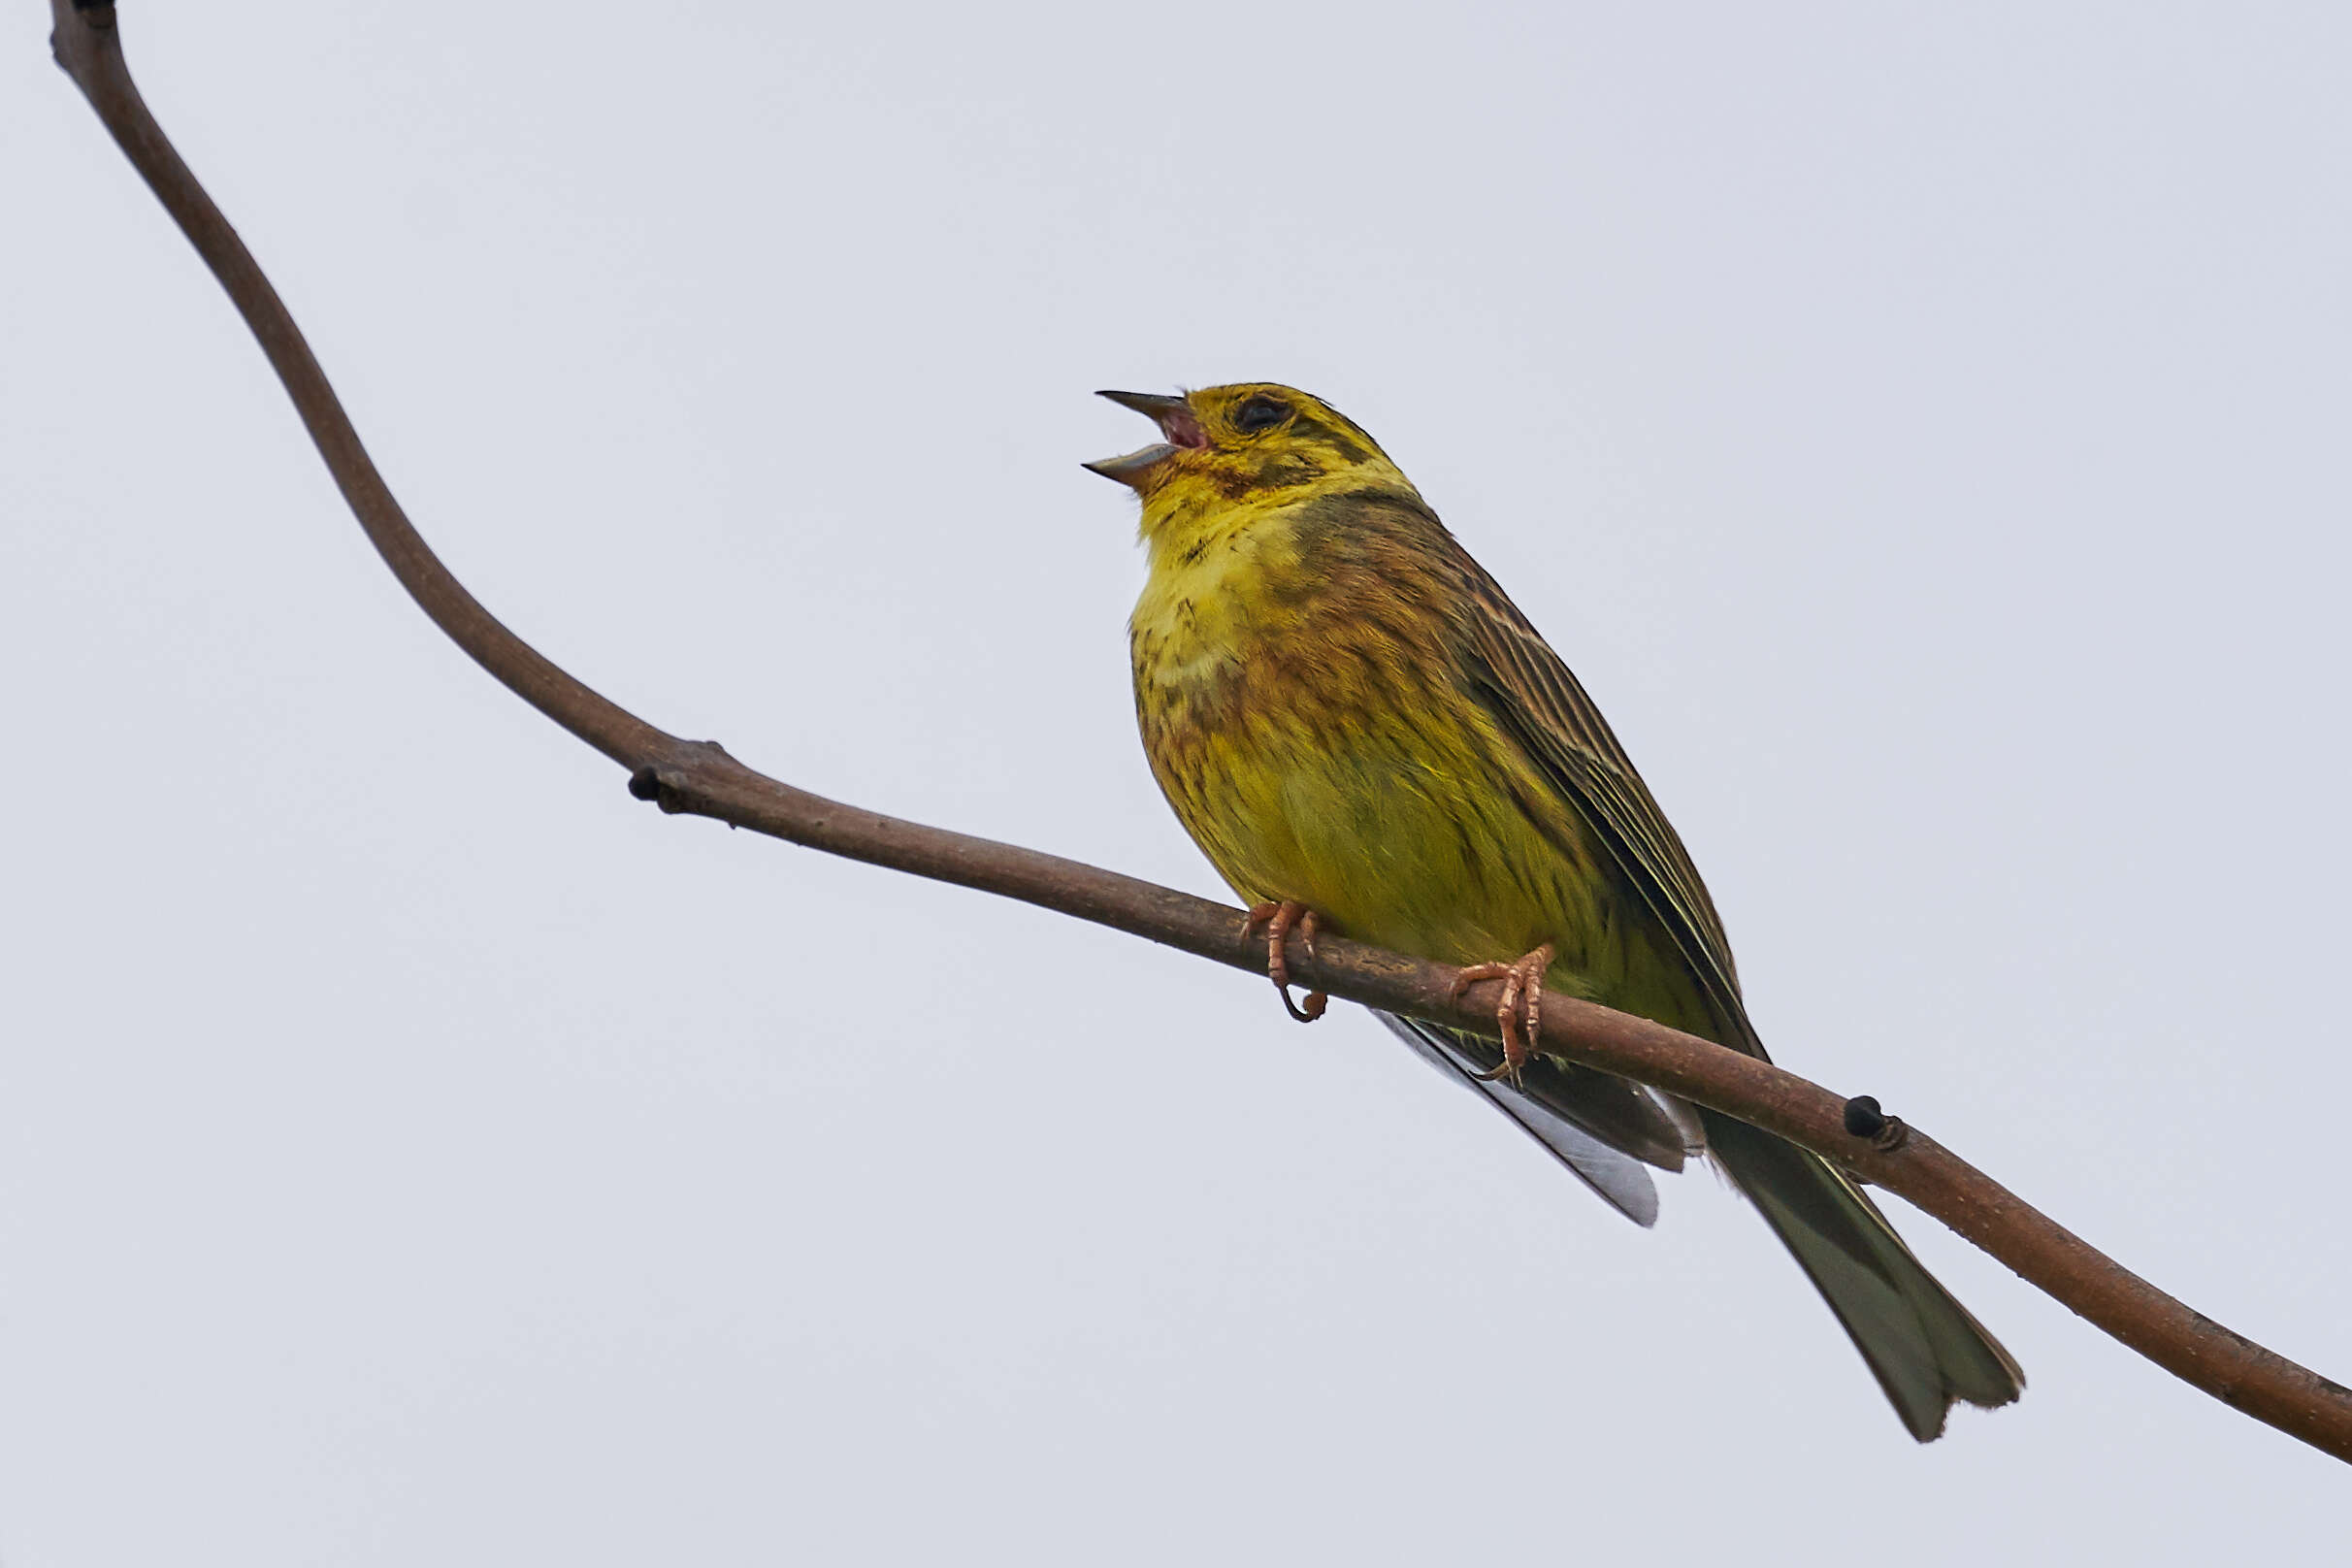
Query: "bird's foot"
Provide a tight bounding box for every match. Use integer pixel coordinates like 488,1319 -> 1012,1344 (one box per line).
1243,900 -> 1327,1023
1451,943 -> 1557,1084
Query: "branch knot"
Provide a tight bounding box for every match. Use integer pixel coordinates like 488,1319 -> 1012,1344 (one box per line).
627,740 -> 735,814
1842,1094 -> 1911,1153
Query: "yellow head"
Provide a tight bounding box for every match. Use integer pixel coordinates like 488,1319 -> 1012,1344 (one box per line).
1085,383 -> 1417,543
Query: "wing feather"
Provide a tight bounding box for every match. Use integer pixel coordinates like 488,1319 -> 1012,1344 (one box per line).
1298,488 -> 2023,1434
1448,552 -> 1763,1055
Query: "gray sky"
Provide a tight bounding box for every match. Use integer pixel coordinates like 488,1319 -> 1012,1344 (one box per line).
8,3 -> 2349,1561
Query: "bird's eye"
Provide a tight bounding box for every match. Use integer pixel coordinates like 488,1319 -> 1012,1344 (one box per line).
1233,397 -> 1290,434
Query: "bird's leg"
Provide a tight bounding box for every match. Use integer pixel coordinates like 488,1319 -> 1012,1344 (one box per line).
1242,900 -> 1327,1023
1450,943 -> 1556,1084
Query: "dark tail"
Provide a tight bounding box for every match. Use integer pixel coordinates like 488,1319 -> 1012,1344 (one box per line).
1700,1109 -> 2024,1441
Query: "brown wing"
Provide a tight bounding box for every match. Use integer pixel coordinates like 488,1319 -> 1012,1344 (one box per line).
1430,525 -> 2027,1436
1443,547 -> 1764,1057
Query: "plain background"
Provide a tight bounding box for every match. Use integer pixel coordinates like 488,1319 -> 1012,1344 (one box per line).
8,3 -> 2349,1561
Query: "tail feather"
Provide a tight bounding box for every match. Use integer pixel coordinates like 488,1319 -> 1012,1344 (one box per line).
1377,1012 -> 1680,1227
1700,1109 -> 2024,1441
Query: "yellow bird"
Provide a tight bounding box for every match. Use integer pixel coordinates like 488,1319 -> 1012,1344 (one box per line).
1090,382 -> 2022,1441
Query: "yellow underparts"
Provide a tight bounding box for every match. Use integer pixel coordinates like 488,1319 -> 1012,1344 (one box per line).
1129,483 -> 1699,1031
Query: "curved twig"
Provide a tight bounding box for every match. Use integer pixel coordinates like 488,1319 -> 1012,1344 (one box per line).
49,0 -> 2352,1464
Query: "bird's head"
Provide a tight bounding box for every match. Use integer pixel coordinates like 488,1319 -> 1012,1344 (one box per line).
1085,383 -> 1413,536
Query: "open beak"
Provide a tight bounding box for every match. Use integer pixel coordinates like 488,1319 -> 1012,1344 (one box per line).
1084,389 -> 1208,489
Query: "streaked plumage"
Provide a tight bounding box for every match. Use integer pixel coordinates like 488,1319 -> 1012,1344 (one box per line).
1092,382 -> 2022,1440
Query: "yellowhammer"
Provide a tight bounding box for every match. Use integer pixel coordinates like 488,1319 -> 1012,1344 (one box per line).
1090,382 -> 2022,1441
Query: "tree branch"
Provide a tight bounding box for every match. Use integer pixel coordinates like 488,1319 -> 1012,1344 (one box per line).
49,0 -> 2352,1464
